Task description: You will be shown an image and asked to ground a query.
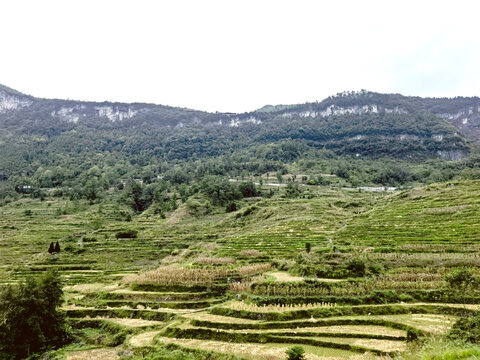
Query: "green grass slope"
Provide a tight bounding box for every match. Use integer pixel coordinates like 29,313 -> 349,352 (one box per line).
335,180 -> 480,246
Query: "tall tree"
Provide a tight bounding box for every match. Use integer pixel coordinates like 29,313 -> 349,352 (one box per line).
0,271 -> 66,359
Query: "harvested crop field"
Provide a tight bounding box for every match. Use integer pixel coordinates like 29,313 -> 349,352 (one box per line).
67,348 -> 119,360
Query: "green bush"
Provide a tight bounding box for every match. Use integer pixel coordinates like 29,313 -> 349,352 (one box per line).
115,229 -> 138,239
225,202 -> 238,212
186,198 -> 211,216
285,182 -> 302,198
64,243 -> 86,254
286,346 -> 305,360
445,267 -> 476,289
448,315 -> 480,343
406,328 -> 420,342
346,258 -> 366,277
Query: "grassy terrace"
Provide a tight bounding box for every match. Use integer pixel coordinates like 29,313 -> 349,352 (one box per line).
1,180 -> 480,359
335,180 -> 480,245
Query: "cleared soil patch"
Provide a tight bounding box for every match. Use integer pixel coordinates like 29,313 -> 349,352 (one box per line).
268,271 -> 304,282
129,330 -> 161,347
100,317 -> 164,327
314,337 -> 406,352
155,336 -> 359,360
64,283 -> 121,293
409,302 -> 480,311
325,314 -> 457,335
388,314 -> 456,335
67,348 -> 119,360
213,325 -> 406,337
268,271 -> 345,283
182,311 -> 259,324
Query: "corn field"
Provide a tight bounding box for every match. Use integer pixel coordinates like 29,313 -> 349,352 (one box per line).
227,300 -> 336,313
122,265 -> 230,285
229,275 -> 265,293
251,279 -> 445,296
237,264 -> 271,276
196,257 -> 237,264
238,250 -> 261,257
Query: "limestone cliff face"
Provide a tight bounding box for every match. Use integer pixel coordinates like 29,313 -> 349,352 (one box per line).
50,105 -> 138,123
94,106 -> 137,122
281,104 -> 408,119
436,149 -> 468,161
436,106 -> 480,140
0,88 -> 33,113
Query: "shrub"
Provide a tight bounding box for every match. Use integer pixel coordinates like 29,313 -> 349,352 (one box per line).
113,208 -> 132,221
286,346 -> 305,360
346,258 -> 366,277
238,181 -> 258,198
285,182 -> 302,198
445,267 -> 476,289
82,236 -> 97,243
406,328 -> 420,342
305,242 -> 311,253
64,243 -> 85,254
448,315 -> 480,343
225,202 -> 238,212
186,198 -> 211,216
368,263 -> 384,276
115,229 -> 138,239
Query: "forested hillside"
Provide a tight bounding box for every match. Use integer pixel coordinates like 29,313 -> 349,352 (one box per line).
1,84 -> 479,207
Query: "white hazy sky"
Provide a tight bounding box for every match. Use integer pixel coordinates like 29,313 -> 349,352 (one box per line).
1,0 -> 479,113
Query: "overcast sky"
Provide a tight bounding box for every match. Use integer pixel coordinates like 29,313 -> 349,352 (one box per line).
1,1 -> 479,113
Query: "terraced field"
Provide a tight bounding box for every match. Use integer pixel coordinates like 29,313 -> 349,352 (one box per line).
1,180 -> 480,359
59,280 -> 474,359
335,180 -> 480,246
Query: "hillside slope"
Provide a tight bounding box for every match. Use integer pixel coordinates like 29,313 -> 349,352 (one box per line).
0,85 -> 473,163
334,180 -> 480,245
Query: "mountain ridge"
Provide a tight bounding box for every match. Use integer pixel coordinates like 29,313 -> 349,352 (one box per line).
0,84 -> 475,163
1,84 -> 479,140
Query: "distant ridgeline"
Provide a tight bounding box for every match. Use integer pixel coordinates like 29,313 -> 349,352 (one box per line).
0,85 -> 477,167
